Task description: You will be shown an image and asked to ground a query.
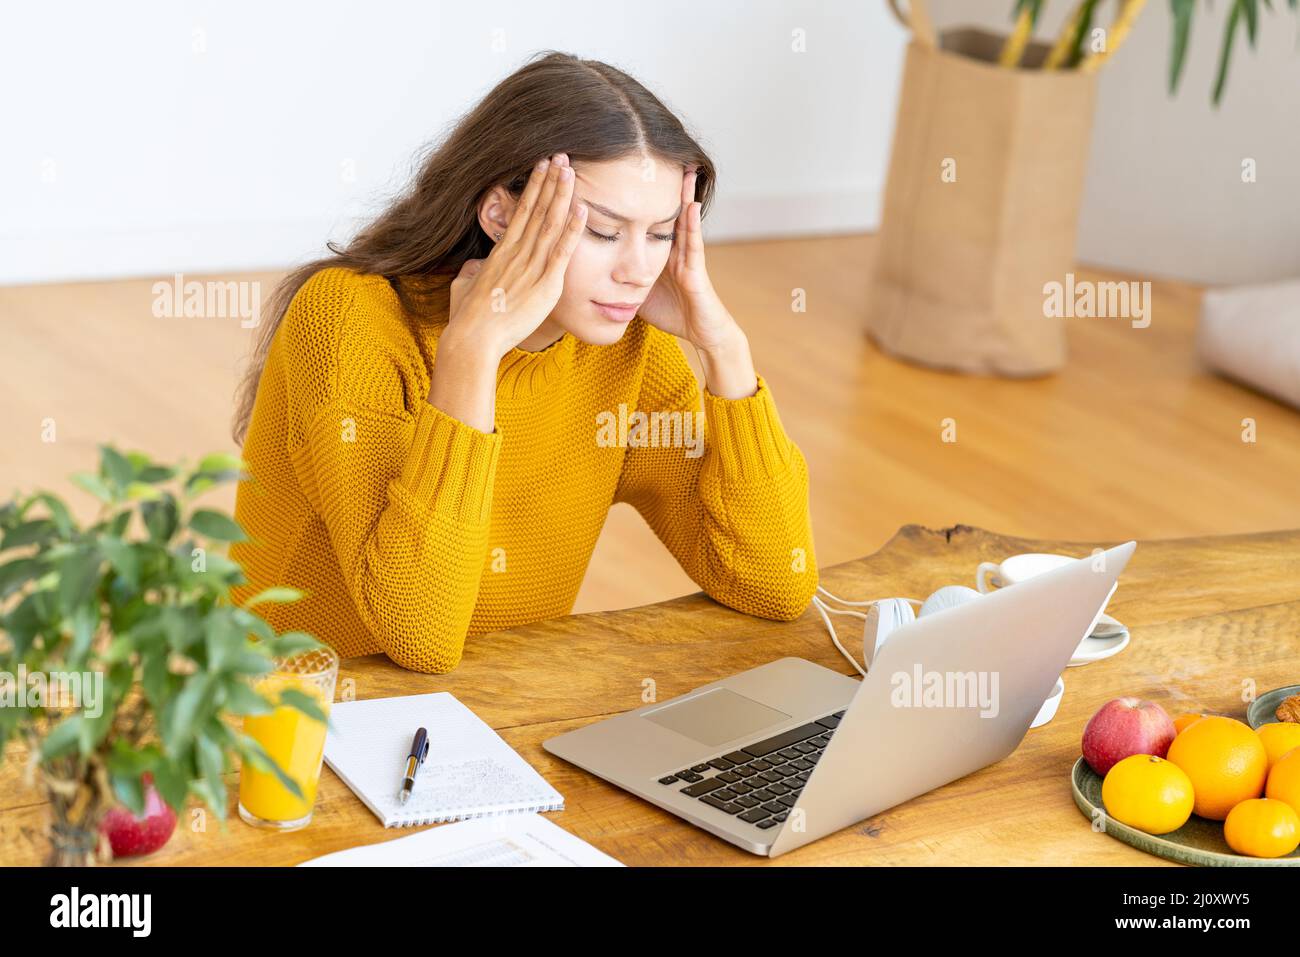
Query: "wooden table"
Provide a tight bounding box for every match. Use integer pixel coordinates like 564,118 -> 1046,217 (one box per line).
4,524 -> 1299,866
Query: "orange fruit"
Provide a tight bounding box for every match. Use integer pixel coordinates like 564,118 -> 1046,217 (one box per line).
1173,713 -> 1205,735
1257,722 -> 1300,770
1165,715 -> 1268,820
1101,754 -> 1195,835
1265,747 -> 1300,817
1223,798 -> 1300,858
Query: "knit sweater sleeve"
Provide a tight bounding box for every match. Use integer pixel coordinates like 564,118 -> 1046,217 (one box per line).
281,272 -> 502,673
613,328 -> 819,620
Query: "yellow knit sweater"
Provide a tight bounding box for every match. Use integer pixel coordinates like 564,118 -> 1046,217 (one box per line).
231,266 -> 818,673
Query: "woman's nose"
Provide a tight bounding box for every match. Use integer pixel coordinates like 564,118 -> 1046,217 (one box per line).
613,237 -> 659,287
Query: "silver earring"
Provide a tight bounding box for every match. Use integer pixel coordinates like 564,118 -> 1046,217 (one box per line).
494,231 -> 503,242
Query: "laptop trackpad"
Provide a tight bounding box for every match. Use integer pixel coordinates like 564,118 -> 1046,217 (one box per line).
642,688 -> 791,747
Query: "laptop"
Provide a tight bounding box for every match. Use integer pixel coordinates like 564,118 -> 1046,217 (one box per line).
543,541 -> 1135,857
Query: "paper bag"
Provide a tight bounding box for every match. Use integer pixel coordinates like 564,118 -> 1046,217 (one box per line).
866,9 -> 1099,375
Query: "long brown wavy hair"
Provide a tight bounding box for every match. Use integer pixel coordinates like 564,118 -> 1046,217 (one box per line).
231,50 -> 717,444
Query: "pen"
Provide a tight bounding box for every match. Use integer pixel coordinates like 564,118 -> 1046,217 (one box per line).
398,727 -> 429,805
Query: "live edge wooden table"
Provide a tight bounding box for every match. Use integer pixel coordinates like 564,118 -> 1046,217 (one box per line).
4,525 -> 1300,867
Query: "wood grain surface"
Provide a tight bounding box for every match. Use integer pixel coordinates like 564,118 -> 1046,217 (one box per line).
4,523 -> 1297,866
4,239 -> 1299,624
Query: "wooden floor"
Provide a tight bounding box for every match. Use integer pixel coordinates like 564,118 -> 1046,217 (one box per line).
2,234 -> 1298,616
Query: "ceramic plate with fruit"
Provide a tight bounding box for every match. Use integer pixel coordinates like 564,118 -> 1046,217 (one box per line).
1247,685 -> 1300,730
1073,697 -> 1300,865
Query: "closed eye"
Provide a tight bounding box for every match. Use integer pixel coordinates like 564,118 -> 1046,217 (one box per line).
587,227 -> 675,243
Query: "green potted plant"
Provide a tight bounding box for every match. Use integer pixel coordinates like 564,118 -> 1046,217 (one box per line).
998,0 -> 1299,105
0,446 -> 327,865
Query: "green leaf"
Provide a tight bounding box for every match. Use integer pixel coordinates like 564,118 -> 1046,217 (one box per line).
101,634 -> 134,664
98,535 -> 140,590
194,732 -> 228,821
99,445 -> 135,489
150,758 -> 190,815
160,605 -> 201,653
1169,0 -> 1196,94
1012,0 -> 1046,29
185,469 -> 248,496
56,547 -> 102,617
136,464 -> 177,483
1,518 -> 57,551
31,492 -> 75,537
109,770 -> 145,816
1243,0 -> 1259,45
124,450 -> 152,472
188,509 -> 247,543
141,647 -> 171,711
163,672 -> 214,754
105,510 -> 131,537
235,733 -> 305,801
1213,1 -> 1244,106
230,607 -> 275,643
227,650 -> 276,676
223,677 -> 276,716
198,452 -> 248,475
70,471 -> 114,504
41,715 -> 83,761
108,594 -> 148,638
83,664 -> 127,751
267,631 -> 326,659
0,556 -> 42,599
106,742 -> 159,816
3,589 -> 53,656
141,495 -> 179,543
278,687 -> 330,726
204,614 -> 245,672
66,603 -> 99,668
241,586 -> 304,609
1066,0 -> 1099,68
126,482 -> 163,501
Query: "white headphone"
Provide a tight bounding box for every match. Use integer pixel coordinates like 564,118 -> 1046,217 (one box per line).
812,584 -> 983,678
812,583 -> 1065,728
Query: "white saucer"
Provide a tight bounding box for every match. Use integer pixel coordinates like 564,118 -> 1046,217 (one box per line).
1067,613 -> 1130,666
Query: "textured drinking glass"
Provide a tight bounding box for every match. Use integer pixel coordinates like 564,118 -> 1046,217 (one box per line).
237,647 -> 338,831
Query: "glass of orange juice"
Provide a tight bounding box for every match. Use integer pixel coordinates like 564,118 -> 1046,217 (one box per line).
237,647 -> 338,831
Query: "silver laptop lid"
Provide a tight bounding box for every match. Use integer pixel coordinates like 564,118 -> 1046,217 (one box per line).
768,541 -> 1136,858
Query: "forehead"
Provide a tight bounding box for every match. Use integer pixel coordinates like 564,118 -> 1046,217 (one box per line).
573,155 -> 682,223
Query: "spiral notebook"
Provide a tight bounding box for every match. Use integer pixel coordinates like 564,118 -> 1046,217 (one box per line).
322,692 -> 564,828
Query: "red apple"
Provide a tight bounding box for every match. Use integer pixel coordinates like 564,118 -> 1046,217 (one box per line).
99,772 -> 178,858
1082,697 -> 1177,776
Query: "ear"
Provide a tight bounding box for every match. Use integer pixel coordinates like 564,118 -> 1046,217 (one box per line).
477,184 -> 516,242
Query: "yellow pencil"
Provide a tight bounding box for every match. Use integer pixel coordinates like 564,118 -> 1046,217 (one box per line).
1080,0 -> 1148,72
999,6 -> 1036,67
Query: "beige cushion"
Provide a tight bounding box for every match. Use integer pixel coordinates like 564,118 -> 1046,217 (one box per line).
1198,278 -> 1300,409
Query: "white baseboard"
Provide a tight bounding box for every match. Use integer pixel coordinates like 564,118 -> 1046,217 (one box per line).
0,188 -> 884,286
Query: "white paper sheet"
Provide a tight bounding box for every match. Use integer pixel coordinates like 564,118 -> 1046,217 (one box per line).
297,812 -> 623,867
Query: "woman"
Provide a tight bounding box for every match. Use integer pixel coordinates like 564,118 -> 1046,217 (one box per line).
230,51 -> 818,673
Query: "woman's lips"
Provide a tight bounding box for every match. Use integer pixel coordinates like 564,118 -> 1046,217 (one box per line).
592,301 -> 638,323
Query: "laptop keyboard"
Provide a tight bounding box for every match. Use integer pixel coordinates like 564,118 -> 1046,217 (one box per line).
656,711 -> 844,830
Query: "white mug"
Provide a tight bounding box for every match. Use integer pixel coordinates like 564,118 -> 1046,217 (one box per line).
976,552 -> 1075,593
976,550 -> 1128,675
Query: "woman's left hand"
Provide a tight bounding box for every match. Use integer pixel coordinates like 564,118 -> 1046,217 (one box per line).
638,166 -> 743,353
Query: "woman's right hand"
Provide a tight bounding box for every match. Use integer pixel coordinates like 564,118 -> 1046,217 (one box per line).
444,153 -> 587,361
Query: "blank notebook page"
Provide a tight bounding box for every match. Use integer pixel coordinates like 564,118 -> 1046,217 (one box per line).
322,691 -> 564,827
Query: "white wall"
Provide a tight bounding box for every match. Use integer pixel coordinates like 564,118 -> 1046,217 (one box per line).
6,1 -> 1295,288
929,0 -> 1300,285
0,0 -> 906,285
